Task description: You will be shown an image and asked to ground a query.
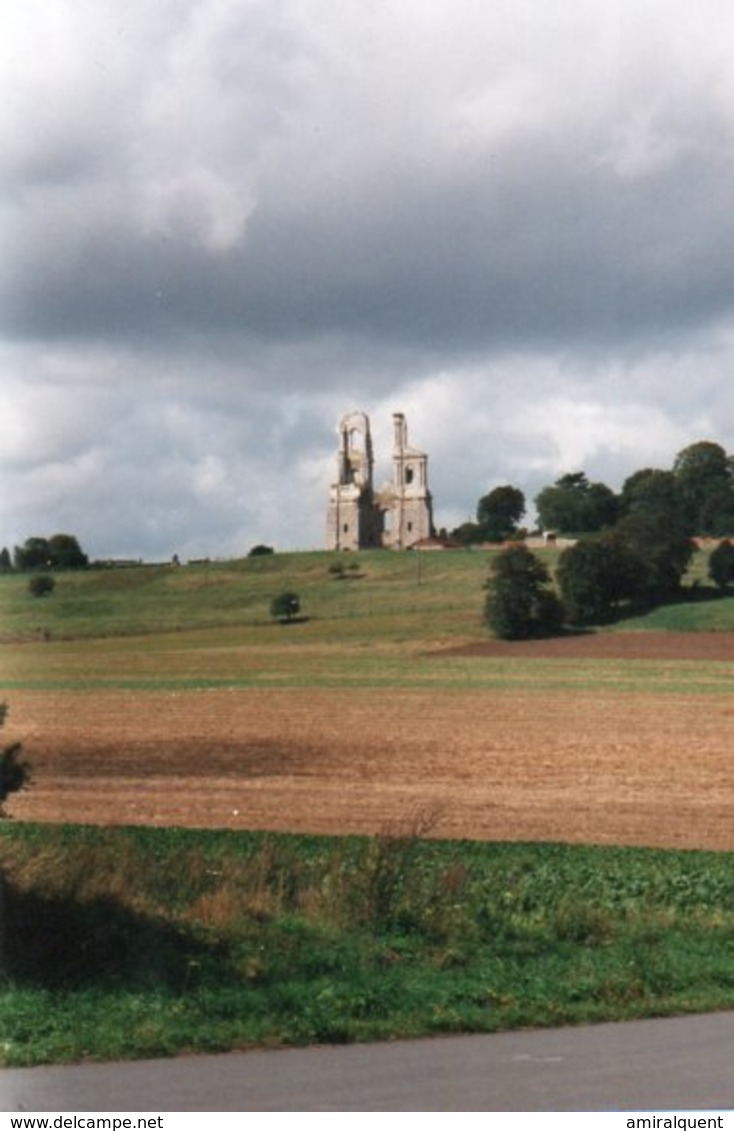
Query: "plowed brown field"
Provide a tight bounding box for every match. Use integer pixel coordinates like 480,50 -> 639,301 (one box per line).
5,632 -> 733,850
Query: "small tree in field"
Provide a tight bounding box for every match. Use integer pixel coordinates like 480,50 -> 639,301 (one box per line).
708,541 -> 734,589
484,545 -> 563,640
28,574 -> 55,598
270,591 -> 300,623
0,704 -> 30,817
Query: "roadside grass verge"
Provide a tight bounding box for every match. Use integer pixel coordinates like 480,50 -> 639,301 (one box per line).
1,824 -> 732,1066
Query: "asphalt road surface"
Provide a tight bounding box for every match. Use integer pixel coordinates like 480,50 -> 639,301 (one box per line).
2,1012 -> 733,1112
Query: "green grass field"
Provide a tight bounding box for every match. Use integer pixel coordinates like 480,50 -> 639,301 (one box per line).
0,545 -> 729,645
0,551 -> 492,643
2,547 -> 734,697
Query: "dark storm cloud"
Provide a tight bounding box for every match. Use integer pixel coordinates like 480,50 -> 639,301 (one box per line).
4,0 -> 733,357
6,100 -> 733,356
3,0 -> 734,554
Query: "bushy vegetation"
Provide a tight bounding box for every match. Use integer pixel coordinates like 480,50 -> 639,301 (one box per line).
536,472 -> 619,535
484,444 -> 734,634
0,703 -> 30,817
555,512 -> 696,629
484,545 -> 563,639
708,540 -> 734,589
28,574 -> 55,599
556,536 -> 646,625
453,485 -> 526,545
11,534 -> 88,572
270,590 -> 301,622
1,823 -> 732,1066
534,440 -> 734,538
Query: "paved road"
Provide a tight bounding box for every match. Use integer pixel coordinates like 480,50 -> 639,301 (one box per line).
2,1012 -> 733,1112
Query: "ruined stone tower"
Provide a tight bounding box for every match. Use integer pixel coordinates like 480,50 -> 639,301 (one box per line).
326,411 -> 382,551
327,411 -> 433,550
380,412 -> 433,548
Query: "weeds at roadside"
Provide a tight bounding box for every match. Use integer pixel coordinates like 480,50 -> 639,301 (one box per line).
0,823 -> 732,1066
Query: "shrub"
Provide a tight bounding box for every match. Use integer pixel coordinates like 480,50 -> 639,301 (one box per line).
28,574 -> 55,598
248,544 -> 274,557
0,703 -> 30,817
270,591 -> 300,622
708,540 -> 734,589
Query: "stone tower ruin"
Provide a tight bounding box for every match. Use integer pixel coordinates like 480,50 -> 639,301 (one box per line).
327,411 -> 434,550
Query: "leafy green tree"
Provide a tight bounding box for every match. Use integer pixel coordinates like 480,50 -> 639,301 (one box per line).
699,488 -> 734,538
535,472 -> 618,534
14,534 -> 88,571
0,548 -> 11,573
557,535 -> 648,625
621,443 -> 734,537
708,541 -> 734,589
476,485 -> 525,542
673,440 -> 731,485
449,521 -> 482,546
248,544 -> 274,557
14,537 -> 51,571
48,534 -> 88,569
612,510 -> 695,600
619,469 -> 682,518
270,591 -> 300,622
0,703 -> 30,817
673,441 -> 734,534
484,545 -> 563,640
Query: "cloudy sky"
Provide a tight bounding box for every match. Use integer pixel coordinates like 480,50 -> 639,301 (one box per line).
2,0 -> 734,558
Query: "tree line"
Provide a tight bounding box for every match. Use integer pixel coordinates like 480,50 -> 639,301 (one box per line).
480,440 -> 734,638
451,440 -> 734,545
0,534 -> 88,573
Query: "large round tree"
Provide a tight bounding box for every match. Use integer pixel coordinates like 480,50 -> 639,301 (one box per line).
535,472 -> 618,535
557,535 -> 647,625
476,485 -> 525,543
673,441 -> 734,535
485,545 -> 563,640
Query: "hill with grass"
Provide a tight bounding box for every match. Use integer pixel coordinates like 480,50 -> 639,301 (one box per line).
2,545 -> 733,647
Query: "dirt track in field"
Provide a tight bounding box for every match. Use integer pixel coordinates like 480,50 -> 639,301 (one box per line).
4,631 -> 733,850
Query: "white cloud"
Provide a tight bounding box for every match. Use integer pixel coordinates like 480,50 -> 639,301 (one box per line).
191,455 -> 229,497
518,398 -> 688,478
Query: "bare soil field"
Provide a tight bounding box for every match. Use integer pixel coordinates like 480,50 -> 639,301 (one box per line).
5,633 -> 733,850
440,630 -> 734,661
